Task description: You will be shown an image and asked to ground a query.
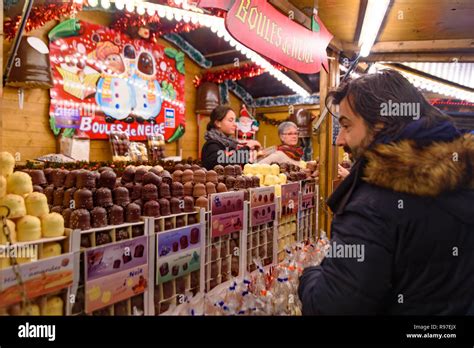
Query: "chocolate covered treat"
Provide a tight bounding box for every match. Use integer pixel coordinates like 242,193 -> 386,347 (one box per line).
183,182 -> 194,196
132,226 -> 144,237
234,165 -> 242,176
160,263 -> 169,277
108,205 -> 124,225
80,234 -> 91,248
218,175 -> 225,183
170,197 -> 182,214
206,182 -> 216,195
174,163 -> 184,171
160,170 -> 172,185
182,164 -> 192,170
159,198 -> 170,216
175,276 -> 186,294
64,170 -> 78,188
33,185 -> 43,193
143,200 -> 160,217
179,235 -> 188,249
162,280 -> 173,298
183,196 -> 195,212
193,169 -> 206,184
164,219 -> 174,230
63,187 -> 76,208
195,196 -> 208,210
216,183 -> 227,193
251,176 -> 260,187
231,255 -> 239,277
181,169 -> 194,183
70,209 -> 91,230
133,198 -> 143,208
134,167 -> 148,183
190,228 -> 199,244
125,203 -> 141,222
113,187 -> 130,206
52,169 -> 68,188
126,182 -> 142,201
176,216 -> 185,227
76,170 -> 96,189
116,228 -> 129,241
159,183 -> 171,199
234,177 -> 246,190
225,176 -> 236,190
244,176 -> 253,188
191,164 -> 201,172
121,166 -> 135,183
99,170 -> 117,190
171,182 -> 184,198
74,188 -> 93,210
172,170 -> 183,183
51,205 -> 62,214
29,170 -> 47,186
95,187 -> 113,208
95,232 -> 112,246
53,187 -> 65,207
214,165 -> 224,175
224,165 -> 235,177
91,207 -> 108,228
62,208 -> 72,228
142,172 -> 161,186
193,183 -> 206,198
142,184 -> 158,201
43,168 -> 54,184
188,214 -> 197,224
206,170 -> 218,184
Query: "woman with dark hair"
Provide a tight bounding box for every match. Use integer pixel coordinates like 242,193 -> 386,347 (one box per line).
201,105 -> 261,170
298,69 -> 474,315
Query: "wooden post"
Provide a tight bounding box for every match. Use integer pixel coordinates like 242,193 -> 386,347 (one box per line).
1,0 -> 3,150
317,51 -> 339,238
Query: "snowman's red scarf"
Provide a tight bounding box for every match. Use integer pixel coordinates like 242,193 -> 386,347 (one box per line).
277,144 -> 303,161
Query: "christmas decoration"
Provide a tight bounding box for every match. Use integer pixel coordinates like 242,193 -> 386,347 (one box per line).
236,105 -> 259,141
194,63 -> 286,87
4,2 -> 84,40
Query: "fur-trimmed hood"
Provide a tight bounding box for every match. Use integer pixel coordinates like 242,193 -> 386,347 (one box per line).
363,133 -> 474,196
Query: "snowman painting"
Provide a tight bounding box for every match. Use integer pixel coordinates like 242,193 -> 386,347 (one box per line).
130,50 -> 162,123
91,41 -> 135,123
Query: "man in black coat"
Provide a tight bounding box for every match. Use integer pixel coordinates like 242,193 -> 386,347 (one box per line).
298,70 -> 474,315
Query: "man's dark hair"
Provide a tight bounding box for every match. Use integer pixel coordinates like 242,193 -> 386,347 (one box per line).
327,69 -> 451,139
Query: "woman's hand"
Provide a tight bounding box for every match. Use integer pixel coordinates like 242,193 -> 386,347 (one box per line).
242,139 -> 261,150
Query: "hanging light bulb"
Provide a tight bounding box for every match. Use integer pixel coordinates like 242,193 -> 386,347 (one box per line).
100,0 -> 110,9
115,0 -> 125,10
88,0 -> 98,7
126,1 -> 135,12
146,5 -> 156,16
137,3 -> 145,15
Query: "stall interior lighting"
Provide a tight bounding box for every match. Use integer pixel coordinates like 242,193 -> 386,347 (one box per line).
358,0 -> 390,57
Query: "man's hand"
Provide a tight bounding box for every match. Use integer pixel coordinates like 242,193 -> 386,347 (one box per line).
338,164 -> 350,179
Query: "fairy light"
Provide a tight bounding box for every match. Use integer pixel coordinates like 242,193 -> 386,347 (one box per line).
100,0 -> 110,9
111,1 -> 309,97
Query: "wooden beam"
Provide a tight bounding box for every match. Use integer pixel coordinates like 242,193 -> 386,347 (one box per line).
285,70 -> 313,94
204,60 -> 253,72
344,39 -> 474,54
361,52 -> 474,63
269,0 -> 312,30
204,49 -> 238,58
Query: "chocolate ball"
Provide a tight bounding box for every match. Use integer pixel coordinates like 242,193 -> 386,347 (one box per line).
234,165 -> 242,176
172,170 -> 183,183
134,167 -> 148,183
108,205 -> 124,225
206,170 -> 218,184
181,169 -> 194,183
91,207 -> 108,228
183,182 -> 194,197
74,188 -> 93,210
125,203 -> 141,222
170,197 -> 182,215
195,196 -> 208,210
218,175 -> 225,183
193,169 -> 206,184
160,170 -> 172,185
63,187 -> 76,208
143,200 -> 160,217
125,182 -> 142,201
43,168 -> 54,184
70,209 -> 91,230
29,170 -> 47,186
51,205 -> 62,214
99,170 -> 117,190
251,176 -> 260,187
159,198 -> 170,216
183,196 -> 195,213
176,216 -> 186,228
234,177 -> 246,190
216,183 -> 227,193
76,170 -> 96,189
225,177 -> 236,190
171,182 -> 184,198
159,183 -> 171,199
33,185 -> 44,193
62,208 -> 72,228
96,231 -> 111,246
188,214 -> 197,225
113,187 -> 130,206
53,169 -> 68,188
193,183 -> 206,198
121,167 -> 136,184
174,164 -> 184,171
142,172 -> 162,186
142,184 -> 158,202
224,165 -> 235,177
206,182 -> 216,195
214,165 -> 224,175
182,164 -> 192,171
95,187 -> 113,208
53,187 -> 65,206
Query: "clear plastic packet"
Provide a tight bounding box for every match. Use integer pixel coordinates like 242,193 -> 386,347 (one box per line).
147,134 -> 165,161
129,142 -> 148,162
109,131 -> 131,161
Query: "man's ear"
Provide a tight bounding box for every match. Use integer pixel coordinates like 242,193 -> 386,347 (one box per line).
374,122 -> 385,132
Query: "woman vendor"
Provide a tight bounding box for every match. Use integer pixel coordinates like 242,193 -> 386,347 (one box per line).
258,121 -> 304,166
201,105 -> 261,170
